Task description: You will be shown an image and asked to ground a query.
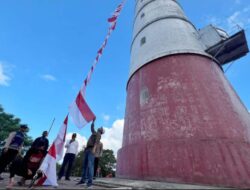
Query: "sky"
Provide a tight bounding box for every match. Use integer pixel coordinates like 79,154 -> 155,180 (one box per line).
0,0 -> 250,157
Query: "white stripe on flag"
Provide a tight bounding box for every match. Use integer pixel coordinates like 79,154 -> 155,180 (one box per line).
69,0 -> 125,129
69,100 -> 88,129
38,116 -> 68,187
69,91 -> 95,129
39,153 -> 57,186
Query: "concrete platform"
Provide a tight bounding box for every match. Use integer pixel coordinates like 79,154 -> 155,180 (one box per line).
94,178 -> 233,189
0,173 -> 233,189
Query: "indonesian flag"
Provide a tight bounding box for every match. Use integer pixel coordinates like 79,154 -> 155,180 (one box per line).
69,90 -> 95,129
37,116 -> 68,187
68,0 -> 125,129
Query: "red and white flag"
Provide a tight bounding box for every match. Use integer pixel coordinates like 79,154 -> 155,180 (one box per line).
37,116 -> 68,187
69,91 -> 95,129
69,0 -> 125,129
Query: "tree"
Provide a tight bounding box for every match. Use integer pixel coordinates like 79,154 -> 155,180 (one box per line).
71,150 -> 85,177
99,149 -> 116,177
70,149 -> 117,177
0,105 -> 33,151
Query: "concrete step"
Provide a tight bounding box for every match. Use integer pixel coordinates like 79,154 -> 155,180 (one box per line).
0,173 -> 234,189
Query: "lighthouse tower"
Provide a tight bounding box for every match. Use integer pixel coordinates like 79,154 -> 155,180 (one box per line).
117,0 -> 250,188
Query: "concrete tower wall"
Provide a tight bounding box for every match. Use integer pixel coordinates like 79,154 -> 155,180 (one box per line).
117,0 -> 250,188
130,0 -> 209,78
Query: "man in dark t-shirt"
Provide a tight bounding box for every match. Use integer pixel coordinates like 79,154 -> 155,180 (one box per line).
76,118 -> 105,188
32,131 -> 49,151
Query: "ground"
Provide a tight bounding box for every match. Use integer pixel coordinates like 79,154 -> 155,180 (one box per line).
0,173 -> 232,189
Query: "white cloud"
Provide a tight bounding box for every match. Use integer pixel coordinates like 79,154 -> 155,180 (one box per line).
102,114 -> 110,122
102,119 -> 124,158
0,62 -> 11,86
41,74 -> 57,81
206,7 -> 250,34
227,11 -> 245,31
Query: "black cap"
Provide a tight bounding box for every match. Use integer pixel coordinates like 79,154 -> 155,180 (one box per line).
20,124 -> 28,129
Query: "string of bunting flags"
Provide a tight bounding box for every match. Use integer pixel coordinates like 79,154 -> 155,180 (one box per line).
69,0 -> 126,129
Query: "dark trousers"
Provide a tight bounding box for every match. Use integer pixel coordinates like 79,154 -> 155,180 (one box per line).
94,157 -> 99,177
9,157 -> 29,179
0,149 -> 18,174
58,153 -> 75,179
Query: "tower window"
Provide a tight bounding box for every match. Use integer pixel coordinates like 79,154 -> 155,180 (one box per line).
140,37 -> 146,46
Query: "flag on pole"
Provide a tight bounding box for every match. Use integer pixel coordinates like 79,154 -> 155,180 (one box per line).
37,115 -> 68,187
69,91 -> 95,129
69,0 -> 126,128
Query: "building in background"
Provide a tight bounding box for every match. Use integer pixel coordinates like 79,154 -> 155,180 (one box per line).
117,0 -> 250,188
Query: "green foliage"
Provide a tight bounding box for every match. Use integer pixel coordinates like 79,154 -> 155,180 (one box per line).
71,150 -> 85,177
0,104 -> 33,147
99,149 -> 116,177
70,149 -> 116,177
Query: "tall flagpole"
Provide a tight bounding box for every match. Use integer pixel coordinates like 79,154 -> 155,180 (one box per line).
48,118 -> 55,135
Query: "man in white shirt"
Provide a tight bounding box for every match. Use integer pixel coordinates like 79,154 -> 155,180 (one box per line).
58,133 -> 79,181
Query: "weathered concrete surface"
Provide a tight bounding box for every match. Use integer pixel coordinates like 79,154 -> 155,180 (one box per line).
117,0 -> 250,188
0,173 -> 232,189
0,173 -> 108,189
117,54 -> 250,188
94,178 -> 232,189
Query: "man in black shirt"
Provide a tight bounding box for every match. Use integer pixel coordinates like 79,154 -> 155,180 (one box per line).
32,131 -> 49,151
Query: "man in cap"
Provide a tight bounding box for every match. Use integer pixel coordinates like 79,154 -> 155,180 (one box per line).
0,124 -> 28,180
77,118 -> 105,188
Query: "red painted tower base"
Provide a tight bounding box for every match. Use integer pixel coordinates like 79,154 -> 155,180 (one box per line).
117,54 -> 250,188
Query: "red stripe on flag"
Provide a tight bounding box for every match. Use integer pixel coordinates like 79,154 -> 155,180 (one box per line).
108,16 -> 117,23
36,176 -> 47,186
98,47 -> 103,55
48,143 -> 56,159
95,56 -> 99,62
76,92 -> 95,122
63,115 -> 68,125
63,115 -> 68,142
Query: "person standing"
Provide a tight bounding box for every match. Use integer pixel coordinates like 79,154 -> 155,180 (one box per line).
58,133 -> 79,180
24,131 -> 49,162
31,131 -> 49,151
0,124 -> 28,180
93,141 -> 103,179
77,118 -> 105,188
